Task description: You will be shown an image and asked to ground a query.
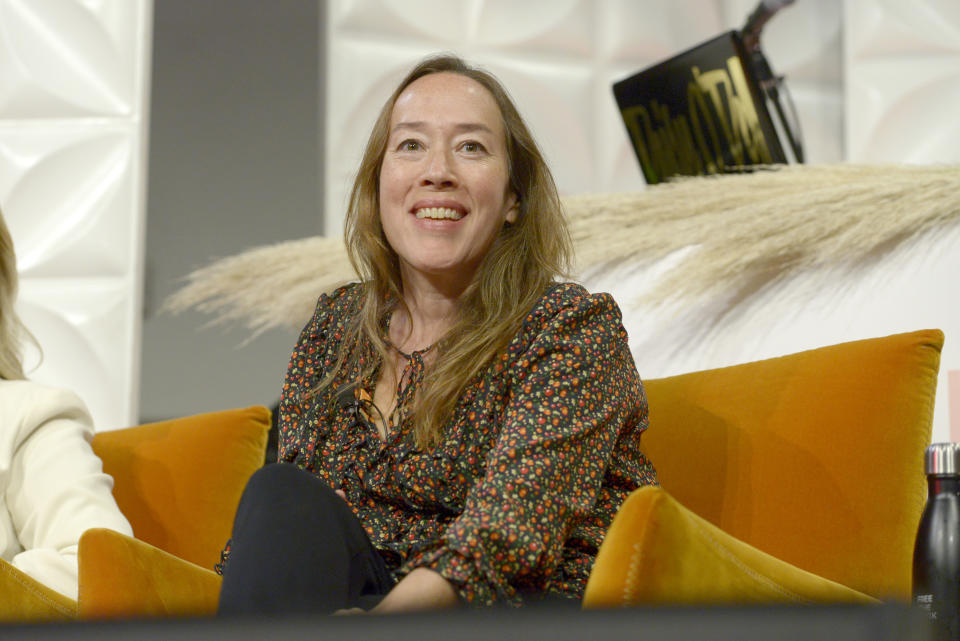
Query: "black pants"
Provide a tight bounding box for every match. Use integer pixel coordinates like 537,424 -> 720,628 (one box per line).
217,463 -> 395,616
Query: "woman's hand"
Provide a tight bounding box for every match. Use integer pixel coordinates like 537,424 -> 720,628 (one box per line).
331,568 -> 459,615
330,488 -> 459,614
332,607 -> 366,616
369,568 -> 460,614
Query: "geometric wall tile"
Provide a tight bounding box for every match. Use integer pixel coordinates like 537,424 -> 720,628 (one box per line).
844,0 -> 960,162
333,0 -> 600,55
601,0 -> 728,64
0,0 -> 145,118
487,59 -> 595,194
472,0 -> 595,56
16,277 -> 135,430
846,58 -> 960,161
0,125 -> 136,277
332,0 -> 472,42
846,0 -> 960,56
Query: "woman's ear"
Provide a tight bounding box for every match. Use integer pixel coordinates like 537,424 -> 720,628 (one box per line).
504,193 -> 519,224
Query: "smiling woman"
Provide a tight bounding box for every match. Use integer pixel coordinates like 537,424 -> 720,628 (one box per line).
215,54 -> 658,616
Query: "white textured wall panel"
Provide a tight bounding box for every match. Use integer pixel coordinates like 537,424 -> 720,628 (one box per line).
845,0 -> 960,162
1,0 -> 151,431
0,0 -> 139,117
1,127 -> 136,277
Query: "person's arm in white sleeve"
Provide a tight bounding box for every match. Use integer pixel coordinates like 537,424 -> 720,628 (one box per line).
6,386 -> 133,600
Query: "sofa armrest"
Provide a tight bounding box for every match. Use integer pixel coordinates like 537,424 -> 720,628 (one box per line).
0,558 -> 76,622
583,487 -> 876,607
77,528 -> 221,619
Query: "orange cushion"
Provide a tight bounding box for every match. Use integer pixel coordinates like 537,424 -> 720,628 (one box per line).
91,406 -> 270,571
77,528 -> 221,619
639,329 -> 943,600
583,486 -> 875,607
0,558 -> 76,622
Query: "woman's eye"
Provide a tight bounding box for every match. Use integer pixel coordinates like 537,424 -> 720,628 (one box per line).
398,140 -> 421,152
461,141 -> 485,153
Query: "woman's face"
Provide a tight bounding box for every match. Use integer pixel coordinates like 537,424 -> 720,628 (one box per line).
378,72 -> 517,293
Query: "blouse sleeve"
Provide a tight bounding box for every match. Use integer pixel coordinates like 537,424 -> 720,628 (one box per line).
277,288 -> 344,467
6,386 -> 133,600
412,289 -> 645,605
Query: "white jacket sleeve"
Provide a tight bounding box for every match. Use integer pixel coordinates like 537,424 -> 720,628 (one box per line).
5,385 -> 133,600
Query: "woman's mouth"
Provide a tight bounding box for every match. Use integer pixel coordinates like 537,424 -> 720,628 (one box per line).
414,207 -> 464,221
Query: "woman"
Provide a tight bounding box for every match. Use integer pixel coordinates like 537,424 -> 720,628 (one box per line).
217,54 -> 656,614
0,209 -> 133,600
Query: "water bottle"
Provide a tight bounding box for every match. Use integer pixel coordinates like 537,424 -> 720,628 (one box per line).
913,442 -> 960,640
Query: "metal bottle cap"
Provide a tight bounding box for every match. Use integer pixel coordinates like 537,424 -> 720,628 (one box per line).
925,443 -> 960,475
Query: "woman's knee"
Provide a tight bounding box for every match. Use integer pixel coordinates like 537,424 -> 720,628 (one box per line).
243,462 -> 311,496
235,463 -> 340,525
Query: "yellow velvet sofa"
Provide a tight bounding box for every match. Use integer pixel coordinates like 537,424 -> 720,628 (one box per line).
0,328 -> 943,621
0,405 -> 270,622
584,328 -> 943,606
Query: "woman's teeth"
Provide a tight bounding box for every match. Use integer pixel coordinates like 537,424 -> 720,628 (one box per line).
415,207 -> 463,220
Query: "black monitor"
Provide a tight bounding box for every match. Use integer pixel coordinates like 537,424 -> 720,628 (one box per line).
613,30 -> 801,185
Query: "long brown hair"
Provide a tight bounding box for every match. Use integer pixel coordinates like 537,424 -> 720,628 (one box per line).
329,53 -> 572,448
0,208 -> 34,380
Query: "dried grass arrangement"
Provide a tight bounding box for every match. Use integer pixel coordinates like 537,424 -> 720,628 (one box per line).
163,164 -> 960,338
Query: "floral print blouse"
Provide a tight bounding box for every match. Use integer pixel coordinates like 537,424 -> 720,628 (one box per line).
277,281 -> 657,606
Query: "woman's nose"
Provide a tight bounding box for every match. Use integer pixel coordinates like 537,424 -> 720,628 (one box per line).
420,148 -> 457,188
